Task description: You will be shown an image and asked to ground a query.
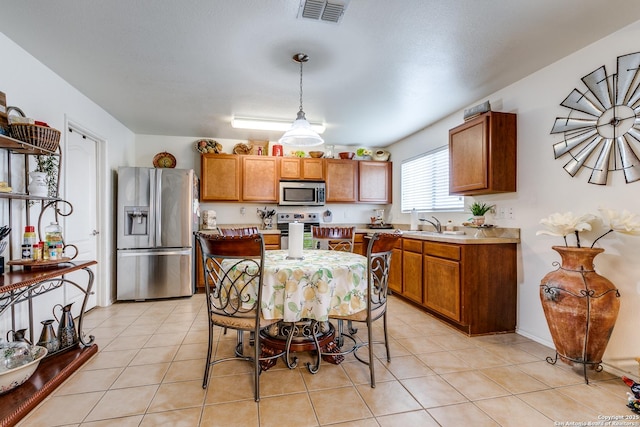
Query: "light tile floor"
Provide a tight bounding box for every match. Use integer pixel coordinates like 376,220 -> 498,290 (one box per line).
17,294 -> 634,427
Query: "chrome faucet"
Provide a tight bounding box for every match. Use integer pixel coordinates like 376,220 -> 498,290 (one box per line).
420,216 -> 442,233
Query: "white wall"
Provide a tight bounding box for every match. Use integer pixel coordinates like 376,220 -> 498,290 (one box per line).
387,21 -> 640,376
0,31 -> 135,319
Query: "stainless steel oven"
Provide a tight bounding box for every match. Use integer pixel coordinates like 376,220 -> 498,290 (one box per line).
277,212 -> 319,249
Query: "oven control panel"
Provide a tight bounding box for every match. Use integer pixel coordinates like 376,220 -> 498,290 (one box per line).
277,212 -> 320,223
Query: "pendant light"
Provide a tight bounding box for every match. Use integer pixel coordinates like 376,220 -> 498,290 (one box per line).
279,53 -> 325,146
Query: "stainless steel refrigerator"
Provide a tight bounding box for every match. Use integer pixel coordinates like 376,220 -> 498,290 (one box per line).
116,167 -> 198,300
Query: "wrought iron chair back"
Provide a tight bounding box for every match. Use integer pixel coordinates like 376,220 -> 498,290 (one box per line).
195,232 -> 280,401
322,231 -> 401,386
217,226 -> 260,236
311,226 -> 355,252
199,233 -> 262,317
366,232 -> 399,316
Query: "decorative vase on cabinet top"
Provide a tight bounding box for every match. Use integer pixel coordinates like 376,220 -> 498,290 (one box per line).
371,150 -> 390,161
539,246 -> 620,374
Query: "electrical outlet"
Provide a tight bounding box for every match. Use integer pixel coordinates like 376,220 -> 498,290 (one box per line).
507,207 -> 514,220
496,206 -> 506,219
240,207 -> 246,215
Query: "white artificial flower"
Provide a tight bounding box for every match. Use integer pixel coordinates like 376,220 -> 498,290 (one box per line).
598,208 -> 640,235
536,212 -> 596,237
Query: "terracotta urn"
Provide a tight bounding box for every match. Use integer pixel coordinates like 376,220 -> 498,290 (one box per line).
539,246 -> 620,369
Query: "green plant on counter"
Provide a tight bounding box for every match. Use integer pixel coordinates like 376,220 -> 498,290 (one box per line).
469,202 -> 494,216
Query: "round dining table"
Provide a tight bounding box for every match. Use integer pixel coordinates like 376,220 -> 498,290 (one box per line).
219,249 -> 369,371
261,249 -> 368,322
259,249 -> 368,370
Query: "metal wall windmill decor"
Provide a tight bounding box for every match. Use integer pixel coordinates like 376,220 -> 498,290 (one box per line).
550,51 -> 640,185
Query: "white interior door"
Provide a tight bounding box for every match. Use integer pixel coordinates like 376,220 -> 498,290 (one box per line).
63,125 -> 99,314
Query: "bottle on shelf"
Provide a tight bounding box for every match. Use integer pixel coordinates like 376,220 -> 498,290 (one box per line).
45,222 -> 63,260
22,225 -> 36,259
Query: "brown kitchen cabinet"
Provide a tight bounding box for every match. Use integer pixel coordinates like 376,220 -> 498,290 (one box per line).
325,159 -> 358,202
388,237 -> 403,294
449,111 -> 517,195
200,154 -> 241,201
242,156 -> 278,202
401,238 -> 423,304
358,161 -> 391,203
263,233 -> 281,250
390,236 -> 517,335
353,233 -> 366,255
280,157 -> 324,180
423,242 -> 461,322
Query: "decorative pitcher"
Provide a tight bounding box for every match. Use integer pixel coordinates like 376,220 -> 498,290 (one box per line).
37,319 -> 60,353
53,303 -> 78,348
27,171 -> 48,197
7,328 -> 31,345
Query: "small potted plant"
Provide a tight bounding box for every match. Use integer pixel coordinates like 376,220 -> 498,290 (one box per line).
469,202 -> 494,225
35,155 -> 59,198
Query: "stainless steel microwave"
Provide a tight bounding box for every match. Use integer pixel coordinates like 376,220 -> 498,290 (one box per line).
278,181 -> 326,206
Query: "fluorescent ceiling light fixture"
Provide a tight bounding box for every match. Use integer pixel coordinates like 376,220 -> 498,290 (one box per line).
231,117 -> 325,133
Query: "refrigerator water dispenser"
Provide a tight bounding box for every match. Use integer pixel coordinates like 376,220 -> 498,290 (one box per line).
125,207 -> 149,235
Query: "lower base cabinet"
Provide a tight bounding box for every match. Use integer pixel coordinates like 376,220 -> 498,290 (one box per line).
424,255 -> 461,322
402,239 -> 423,304
396,238 -> 516,335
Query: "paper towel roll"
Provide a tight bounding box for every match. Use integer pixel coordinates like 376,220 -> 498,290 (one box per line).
410,208 -> 418,231
288,222 -> 304,259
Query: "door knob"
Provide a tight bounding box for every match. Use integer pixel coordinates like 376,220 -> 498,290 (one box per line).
92,230 -> 100,236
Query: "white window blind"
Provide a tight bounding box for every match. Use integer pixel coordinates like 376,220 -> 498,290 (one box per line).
401,146 -> 464,212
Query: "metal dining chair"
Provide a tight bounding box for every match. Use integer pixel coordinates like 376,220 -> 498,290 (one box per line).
324,232 -> 401,387
311,225 -> 357,345
217,226 -> 260,236
311,225 -> 355,251
195,232 -> 282,402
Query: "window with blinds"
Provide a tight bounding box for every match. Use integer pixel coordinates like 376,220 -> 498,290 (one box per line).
401,145 -> 464,212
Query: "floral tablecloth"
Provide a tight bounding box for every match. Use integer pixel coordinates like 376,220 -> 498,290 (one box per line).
221,250 -> 368,322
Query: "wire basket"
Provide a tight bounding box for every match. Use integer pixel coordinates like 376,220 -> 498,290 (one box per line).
10,123 -> 61,152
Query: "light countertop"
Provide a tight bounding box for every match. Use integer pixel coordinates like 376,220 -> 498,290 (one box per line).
203,224 -> 520,244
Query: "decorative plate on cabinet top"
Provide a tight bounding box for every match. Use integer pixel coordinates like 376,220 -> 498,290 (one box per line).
195,139 -> 222,154
153,151 -> 176,168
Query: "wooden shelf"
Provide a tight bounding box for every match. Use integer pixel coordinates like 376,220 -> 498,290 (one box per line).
0,134 -> 58,156
0,345 -> 98,427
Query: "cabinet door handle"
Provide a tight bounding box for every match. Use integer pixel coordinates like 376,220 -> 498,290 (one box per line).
92,230 -> 100,236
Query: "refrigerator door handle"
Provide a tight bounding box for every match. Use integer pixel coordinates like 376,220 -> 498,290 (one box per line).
118,248 -> 192,257
155,168 -> 163,246
149,168 -> 157,247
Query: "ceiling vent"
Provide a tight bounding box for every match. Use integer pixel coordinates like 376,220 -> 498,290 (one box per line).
298,0 -> 350,24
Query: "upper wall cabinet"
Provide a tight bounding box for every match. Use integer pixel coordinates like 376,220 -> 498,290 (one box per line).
325,159 -> 358,202
242,156 -> 278,202
358,161 -> 391,203
449,111 -> 517,195
201,154 -> 241,201
280,157 -> 324,180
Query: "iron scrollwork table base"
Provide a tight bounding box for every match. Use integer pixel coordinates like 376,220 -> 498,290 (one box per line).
259,320 -> 344,373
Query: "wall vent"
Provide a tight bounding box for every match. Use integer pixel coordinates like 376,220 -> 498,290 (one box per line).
298,0 -> 350,24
